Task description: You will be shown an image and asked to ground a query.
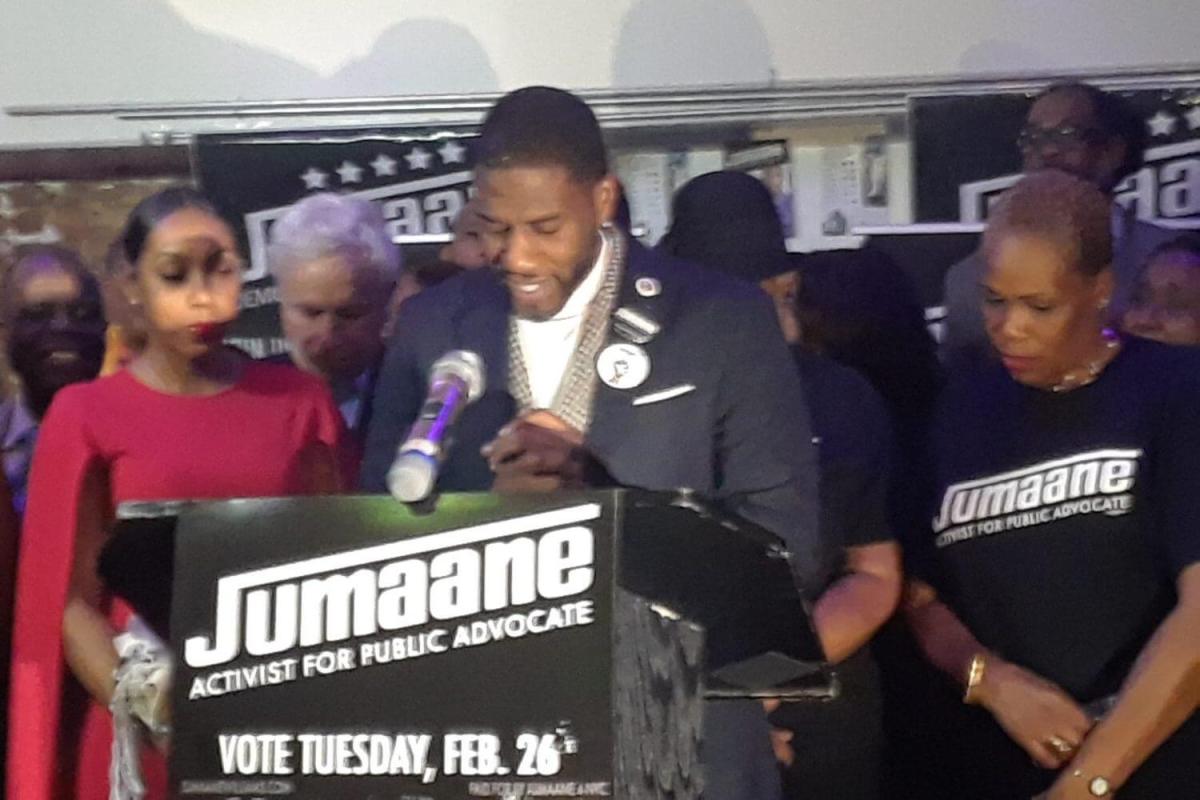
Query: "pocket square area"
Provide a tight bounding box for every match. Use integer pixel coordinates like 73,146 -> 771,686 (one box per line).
631,384 -> 697,406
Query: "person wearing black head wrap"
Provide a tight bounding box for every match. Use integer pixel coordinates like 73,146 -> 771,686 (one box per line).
659,170 -> 793,282
659,171 -> 802,343
661,170 -> 902,799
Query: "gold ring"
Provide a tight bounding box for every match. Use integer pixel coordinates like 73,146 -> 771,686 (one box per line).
1046,735 -> 1075,755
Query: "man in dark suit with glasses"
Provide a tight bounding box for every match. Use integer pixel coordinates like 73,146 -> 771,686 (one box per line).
942,82 -> 1174,367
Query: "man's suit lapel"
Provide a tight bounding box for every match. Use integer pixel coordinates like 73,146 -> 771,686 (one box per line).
453,269 -> 511,398
587,241 -> 684,463
442,270 -> 515,488
443,246 -> 686,475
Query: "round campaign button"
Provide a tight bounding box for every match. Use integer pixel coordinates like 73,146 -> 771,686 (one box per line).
596,343 -> 651,390
635,277 -> 662,298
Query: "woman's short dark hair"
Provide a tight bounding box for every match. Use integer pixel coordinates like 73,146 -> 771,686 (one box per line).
793,247 -> 941,433
122,186 -> 220,265
983,170 -> 1113,277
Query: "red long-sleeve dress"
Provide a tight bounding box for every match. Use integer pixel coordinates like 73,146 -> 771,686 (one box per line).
7,362 -> 345,800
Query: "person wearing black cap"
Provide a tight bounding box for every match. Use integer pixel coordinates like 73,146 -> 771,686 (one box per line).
362,90 -> 826,800
657,172 -> 800,343
660,170 -> 903,799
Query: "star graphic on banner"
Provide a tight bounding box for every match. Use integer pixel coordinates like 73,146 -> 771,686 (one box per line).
336,160 -> 364,184
1186,106 -> 1200,131
1147,110 -> 1177,137
438,140 -> 467,164
300,167 -> 329,190
405,147 -> 434,171
370,154 -> 398,177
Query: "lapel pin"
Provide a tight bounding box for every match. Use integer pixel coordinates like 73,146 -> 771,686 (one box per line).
612,307 -> 660,345
635,276 -> 662,298
597,342 -> 651,390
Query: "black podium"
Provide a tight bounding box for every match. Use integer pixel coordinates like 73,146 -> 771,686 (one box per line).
103,490 -> 830,799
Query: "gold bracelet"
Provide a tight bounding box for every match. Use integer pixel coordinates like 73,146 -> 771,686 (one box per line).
963,652 -> 987,705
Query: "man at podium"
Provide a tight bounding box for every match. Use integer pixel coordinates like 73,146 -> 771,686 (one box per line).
361,86 -> 825,800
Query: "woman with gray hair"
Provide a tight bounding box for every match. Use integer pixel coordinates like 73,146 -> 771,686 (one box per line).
268,192 -> 402,440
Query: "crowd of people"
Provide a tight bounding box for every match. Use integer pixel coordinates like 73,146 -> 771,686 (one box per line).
0,80 -> 1198,799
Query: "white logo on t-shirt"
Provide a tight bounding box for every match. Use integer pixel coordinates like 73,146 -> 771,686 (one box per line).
933,448 -> 1142,548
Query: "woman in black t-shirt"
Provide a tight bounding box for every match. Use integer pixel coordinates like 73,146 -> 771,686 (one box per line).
906,172 -> 1200,800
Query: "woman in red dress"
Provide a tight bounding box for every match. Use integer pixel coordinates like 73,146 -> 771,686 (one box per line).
7,187 -> 346,800
0,471 -> 16,796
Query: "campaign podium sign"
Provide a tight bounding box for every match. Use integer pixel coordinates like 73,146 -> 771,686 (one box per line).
104,490 -> 828,799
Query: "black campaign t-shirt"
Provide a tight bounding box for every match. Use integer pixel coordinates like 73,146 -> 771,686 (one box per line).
924,337 -> 1200,700
920,337 -> 1200,795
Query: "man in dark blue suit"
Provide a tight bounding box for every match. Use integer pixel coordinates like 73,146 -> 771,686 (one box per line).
361,86 -> 824,800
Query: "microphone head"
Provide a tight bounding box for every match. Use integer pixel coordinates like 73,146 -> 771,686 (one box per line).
387,451 -> 438,503
431,350 -> 486,403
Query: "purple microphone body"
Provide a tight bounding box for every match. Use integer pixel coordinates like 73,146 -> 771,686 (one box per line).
387,350 -> 486,502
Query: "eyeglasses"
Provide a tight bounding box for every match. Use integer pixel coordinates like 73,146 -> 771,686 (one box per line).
1016,124 -> 1106,152
15,299 -> 105,326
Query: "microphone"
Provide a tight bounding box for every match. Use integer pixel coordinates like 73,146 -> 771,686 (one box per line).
387,350 -> 486,502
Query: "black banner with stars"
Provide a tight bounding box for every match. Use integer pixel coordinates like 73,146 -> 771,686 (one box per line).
912,88 -> 1200,226
194,130 -> 476,358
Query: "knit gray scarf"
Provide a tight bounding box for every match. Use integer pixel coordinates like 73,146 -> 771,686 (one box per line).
506,226 -> 625,433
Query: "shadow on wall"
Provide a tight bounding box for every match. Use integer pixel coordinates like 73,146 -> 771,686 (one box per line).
325,19 -> 499,97
1,0 -> 319,103
957,40 -> 1049,75
1,2 -> 497,104
612,0 -> 775,89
